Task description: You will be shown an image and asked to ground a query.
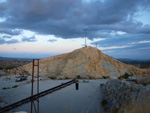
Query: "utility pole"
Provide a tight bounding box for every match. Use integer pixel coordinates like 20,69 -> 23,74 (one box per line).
96,43 -> 97,48
83,29 -> 88,47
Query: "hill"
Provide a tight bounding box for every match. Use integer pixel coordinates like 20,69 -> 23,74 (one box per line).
7,47 -> 150,79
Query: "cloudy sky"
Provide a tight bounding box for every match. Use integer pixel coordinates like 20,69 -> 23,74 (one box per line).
0,0 -> 150,59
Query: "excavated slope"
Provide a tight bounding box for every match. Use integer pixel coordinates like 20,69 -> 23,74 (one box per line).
10,47 -> 150,79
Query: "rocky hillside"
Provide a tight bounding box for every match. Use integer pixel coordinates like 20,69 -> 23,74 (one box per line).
101,79 -> 150,113
7,47 -> 150,79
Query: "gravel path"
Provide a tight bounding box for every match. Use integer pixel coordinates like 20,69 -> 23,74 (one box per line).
0,75 -> 107,113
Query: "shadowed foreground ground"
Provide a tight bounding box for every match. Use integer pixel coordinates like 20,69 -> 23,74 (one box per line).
0,76 -> 108,113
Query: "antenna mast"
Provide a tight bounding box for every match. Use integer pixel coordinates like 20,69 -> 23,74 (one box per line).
83,29 -> 88,47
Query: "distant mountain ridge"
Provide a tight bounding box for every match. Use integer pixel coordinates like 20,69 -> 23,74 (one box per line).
0,57 -> 33,61
7,47 -> 150,79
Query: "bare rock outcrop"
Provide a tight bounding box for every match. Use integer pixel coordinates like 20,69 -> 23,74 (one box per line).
7,47 -> 150,79
101,79 -> 150,113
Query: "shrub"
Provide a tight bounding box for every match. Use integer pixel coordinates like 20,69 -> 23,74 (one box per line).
49,77 -> 57,80
3,87 -> 10,90
0,98 -> 3,102
103,76 -> 109,79
118,73 -> 132,80
65,77 -> 69,79
76,75 -> 81,79
89,76 -> 92,79
101,99 -> 107,106
12,85 -> 19,88
5,66 -> 18,70
101,99 -> 108,111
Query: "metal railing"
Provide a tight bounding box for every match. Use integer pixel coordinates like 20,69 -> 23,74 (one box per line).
0,79 -> 79,113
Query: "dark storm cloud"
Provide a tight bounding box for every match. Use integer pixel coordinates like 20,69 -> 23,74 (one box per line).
22,36 -> 37,42
0,28 -> 22,36
0,38 -> 19,44
48,39 -> 57,43
91,33 -> 150,59
91,34 -> 150,47
0,0 -> 150,39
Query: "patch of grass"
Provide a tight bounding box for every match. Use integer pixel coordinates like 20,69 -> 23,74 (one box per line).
5,66 -> 18,70
65,77 -> 69,79
12,85 -> 19,88
89,76 -> 92,79
118,73 -> 132,80
49,77 -> 57,80
76,75 -> 81,79
103,76 -> 109,79
2,87 -> 10,90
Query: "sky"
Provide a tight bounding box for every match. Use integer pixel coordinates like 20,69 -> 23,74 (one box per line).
0,0 -> 150,59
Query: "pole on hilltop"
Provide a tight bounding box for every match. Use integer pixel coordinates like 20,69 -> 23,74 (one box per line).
83,29 -> 88,47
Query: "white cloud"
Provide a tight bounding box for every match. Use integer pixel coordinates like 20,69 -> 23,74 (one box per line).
0,18 -> 6,22
129,40 -> 150,44
117,31 -> 126,35
98,45 -> 130,50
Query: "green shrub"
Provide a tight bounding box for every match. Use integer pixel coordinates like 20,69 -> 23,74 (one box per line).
89,76 -> 92,79
5,66 -> 18,70
65,77 -> 69,79
12,85 -> 19,88
76,75 -> 81,79
103,76 -> 109,79
49,77 -> 57,80
101,99 -> 107,106
2,87 -> 10,90
118,72 -> 132,80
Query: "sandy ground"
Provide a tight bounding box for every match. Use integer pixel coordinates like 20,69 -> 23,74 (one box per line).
0,75 -> 108,113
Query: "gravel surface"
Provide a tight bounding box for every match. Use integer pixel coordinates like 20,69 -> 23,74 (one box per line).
0,75 -> 108,113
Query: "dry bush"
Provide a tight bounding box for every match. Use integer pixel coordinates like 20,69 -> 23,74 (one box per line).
0,98 -> 3,102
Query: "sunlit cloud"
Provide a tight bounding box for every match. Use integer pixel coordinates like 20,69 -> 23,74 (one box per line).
99,45 -> 130,50
48,39 -> 57,43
